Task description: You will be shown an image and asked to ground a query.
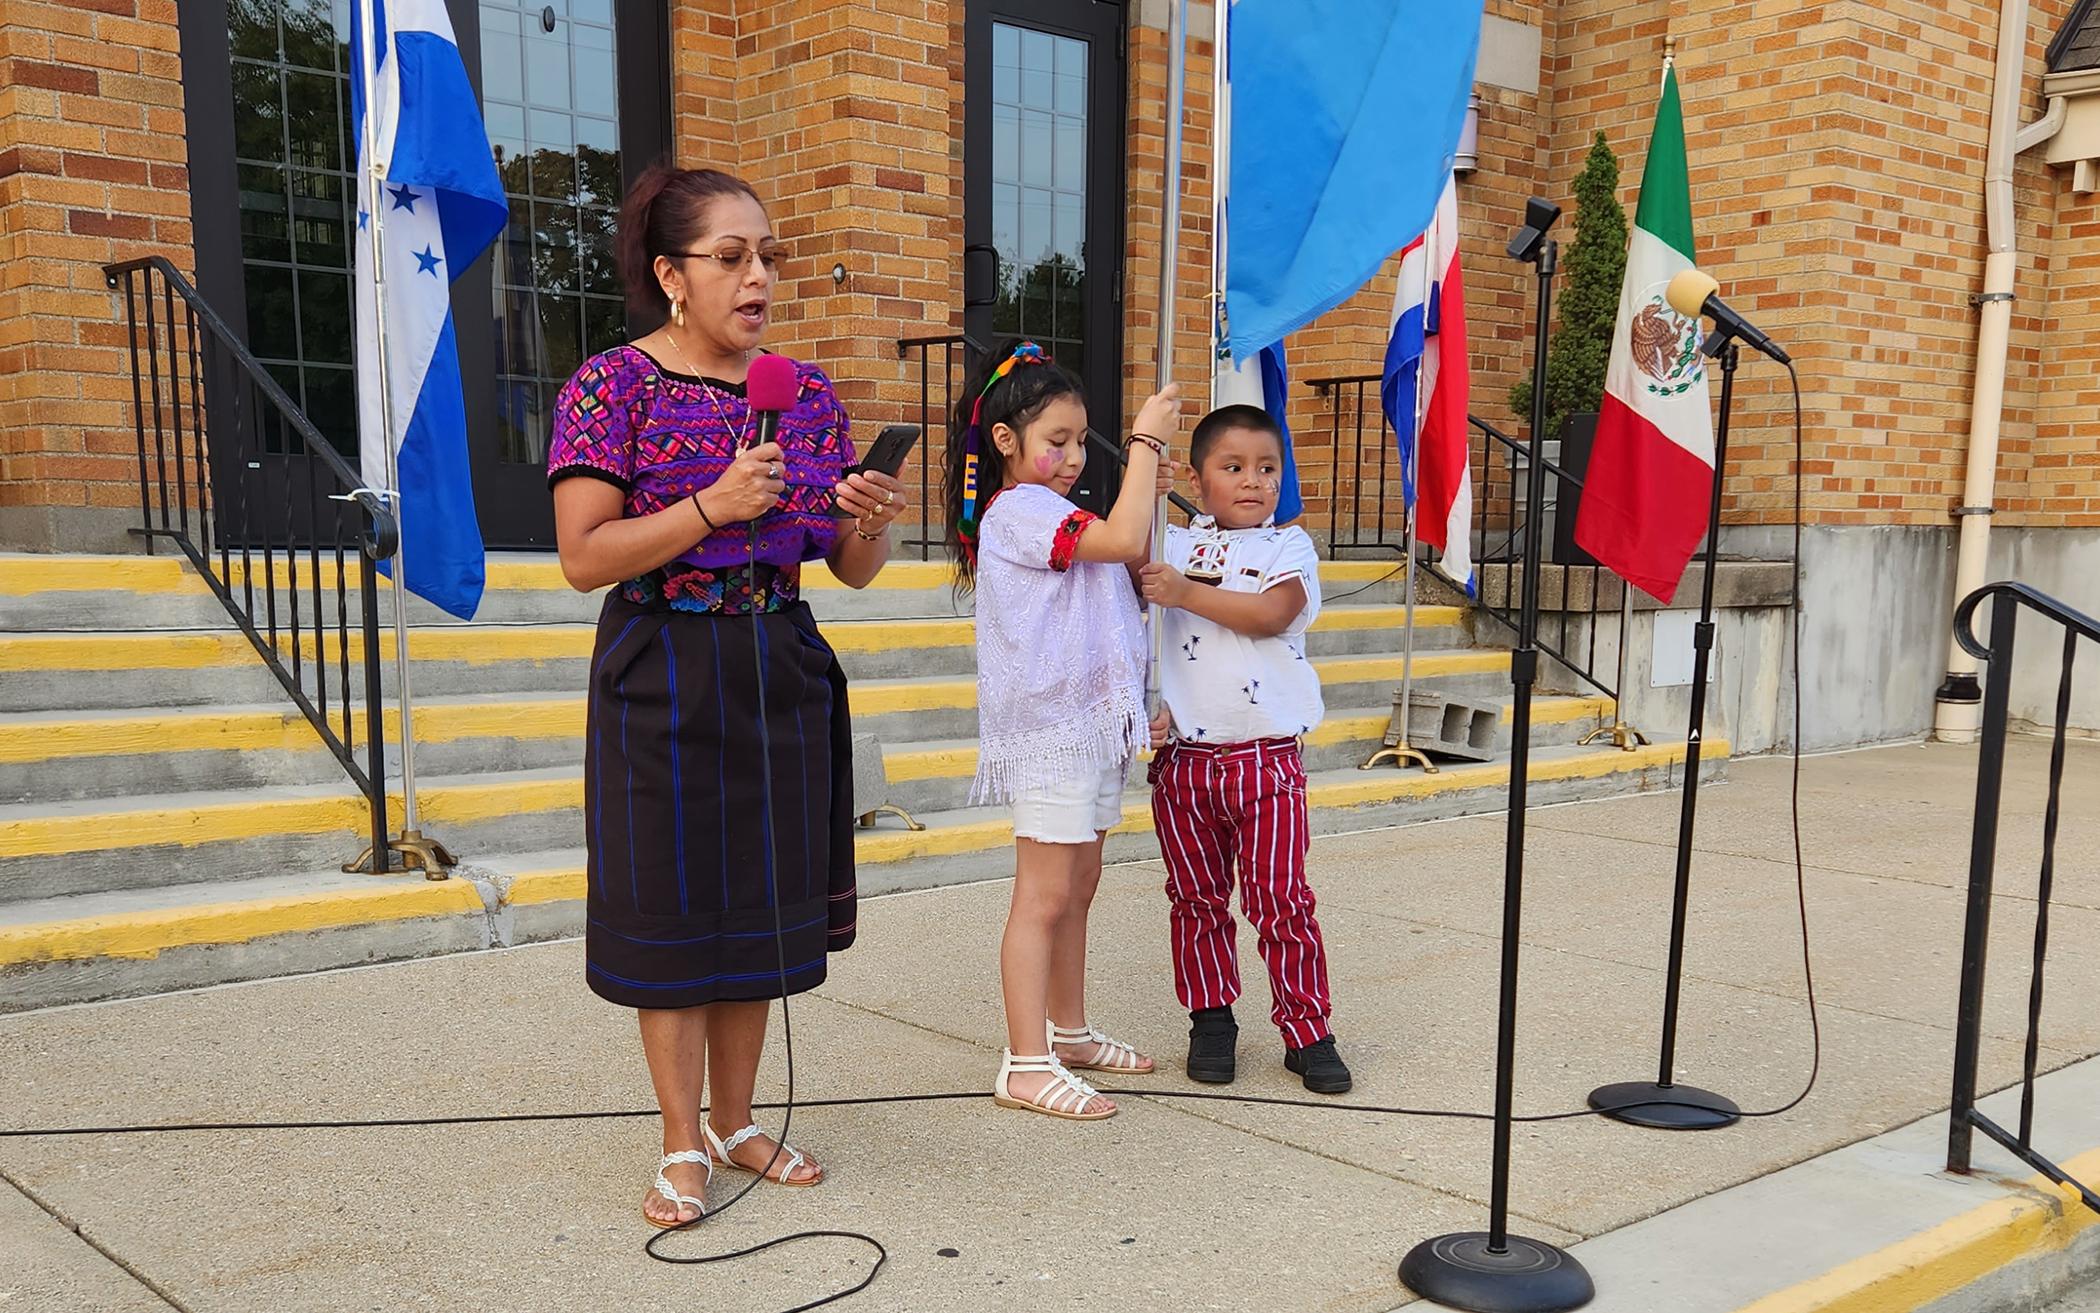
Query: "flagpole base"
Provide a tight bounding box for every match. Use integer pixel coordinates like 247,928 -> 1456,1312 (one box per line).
1401,1232 -> 1594,1312
1587,1080 -> 1741,1130
1577,722 -> 1650,752
1361,743 -> 1439,773
345,829 -> 457,880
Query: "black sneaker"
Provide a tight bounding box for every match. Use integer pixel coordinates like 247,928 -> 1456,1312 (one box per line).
1284,1036 -> 1352,1094
1186,1007 -> 1239,1084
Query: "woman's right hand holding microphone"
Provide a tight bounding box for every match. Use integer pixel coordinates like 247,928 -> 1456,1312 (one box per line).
695,441 -> 787,528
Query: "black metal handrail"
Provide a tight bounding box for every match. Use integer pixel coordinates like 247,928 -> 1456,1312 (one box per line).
1946,581 -> 2100,1216
1304,372 -> 1615,700
104,256 -> 393,866
897,331 -> 1195,561
1467,414 -> 1614,701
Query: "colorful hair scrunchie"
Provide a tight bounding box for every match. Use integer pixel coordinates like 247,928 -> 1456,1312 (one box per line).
957,341 -> 1051,563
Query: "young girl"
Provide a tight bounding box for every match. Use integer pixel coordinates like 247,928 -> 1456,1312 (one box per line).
944,340 -> 1180,1121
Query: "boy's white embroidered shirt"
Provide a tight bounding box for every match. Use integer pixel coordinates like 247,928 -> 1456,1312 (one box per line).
1158,517 -> 1326,744
971,483 -> 1148,803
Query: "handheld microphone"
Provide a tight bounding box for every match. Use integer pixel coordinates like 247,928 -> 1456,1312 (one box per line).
745,354 -> 799,451
1666,269 -> 1791,365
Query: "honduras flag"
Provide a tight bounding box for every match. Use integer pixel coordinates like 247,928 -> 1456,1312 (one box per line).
1210,0 -> 1302,524
350,0 -> 505,620
1223,0 -> 1483,360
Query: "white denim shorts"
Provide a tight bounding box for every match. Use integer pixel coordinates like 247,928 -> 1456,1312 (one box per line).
1012,758 -> 1129,845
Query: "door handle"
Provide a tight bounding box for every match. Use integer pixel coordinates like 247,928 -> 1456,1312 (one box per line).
964,244 -> 1001,308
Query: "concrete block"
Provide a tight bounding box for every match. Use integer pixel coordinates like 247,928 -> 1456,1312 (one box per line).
1398,687 -> 1502,761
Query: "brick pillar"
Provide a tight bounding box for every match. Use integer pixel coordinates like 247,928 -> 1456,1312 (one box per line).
0,0 -> 191,552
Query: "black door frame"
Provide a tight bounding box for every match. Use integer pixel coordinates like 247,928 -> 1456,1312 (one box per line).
962,0 -> 1128,516
178,0 -> 671,549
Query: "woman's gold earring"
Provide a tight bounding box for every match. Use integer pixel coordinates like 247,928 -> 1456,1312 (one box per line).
671,299 -> 685,328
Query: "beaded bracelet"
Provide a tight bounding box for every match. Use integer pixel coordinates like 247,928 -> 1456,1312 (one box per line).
1125,432 -> 1166,457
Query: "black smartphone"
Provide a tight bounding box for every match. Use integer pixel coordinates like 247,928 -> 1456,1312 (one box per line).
829,423 -> 922,516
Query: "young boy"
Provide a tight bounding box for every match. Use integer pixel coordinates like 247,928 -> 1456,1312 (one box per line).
1138,404 -> 1351,1094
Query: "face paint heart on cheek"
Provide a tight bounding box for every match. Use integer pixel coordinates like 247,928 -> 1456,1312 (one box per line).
1033,451 -> 1060,478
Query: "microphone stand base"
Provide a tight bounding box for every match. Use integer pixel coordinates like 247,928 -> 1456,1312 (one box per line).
1587,1079 -> 1741,1130
1401,1232 -> 1594,1313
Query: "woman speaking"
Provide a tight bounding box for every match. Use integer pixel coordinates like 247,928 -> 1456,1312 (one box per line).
546,164 -> 908,1227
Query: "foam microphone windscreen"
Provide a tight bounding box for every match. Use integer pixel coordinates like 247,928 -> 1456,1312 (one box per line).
746,354 -> 799,413
1665,268 -> 1721,320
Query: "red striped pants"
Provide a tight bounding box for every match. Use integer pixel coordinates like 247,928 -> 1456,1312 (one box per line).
1148,738 -> 1332,1049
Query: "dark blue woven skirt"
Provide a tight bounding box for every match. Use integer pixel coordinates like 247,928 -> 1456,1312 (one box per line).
582,593 -> 856,1009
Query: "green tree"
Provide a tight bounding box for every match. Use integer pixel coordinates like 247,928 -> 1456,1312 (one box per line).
1511,131 -> 1626,437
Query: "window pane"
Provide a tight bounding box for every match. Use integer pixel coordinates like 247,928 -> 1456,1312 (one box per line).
1054,117 -> 1082,191
495,196 -> 533,287
573,0 -> 612,22
229,0 -> 278,62
487,101 -> 528,176
525,36 -> 571,110
576,140 -> 618,204
281,0 -> 336,72
573,40 -> 613,94
1021,110 -> 1051,187
290,169 -> 348,267
231,62 -> 283,164
495,287 -> 536,376
1020,29 -> 1052,108
533,202 -> 579,293
244,263 -> 298,357
303,366 -> 356,459
298,270 -> 351,364
993,105 -> 1019,184
239,163 -> 291,262
530,106 -> 575,152
579,205 -> 618,294
584,296 -> 625,356
284,69 -> 342,171
484,28 -> 524,103
530,145 -> 577,201
539,295 -> 582,382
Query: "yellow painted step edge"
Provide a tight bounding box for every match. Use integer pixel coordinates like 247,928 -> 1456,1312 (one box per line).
1,739 -> 1705,964
2,652 -> 1534,766
1726,1145 -> 2100,1313
0,879 -> 484,967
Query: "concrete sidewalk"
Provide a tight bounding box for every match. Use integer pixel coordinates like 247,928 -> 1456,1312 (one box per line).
2,738 -> 2096,1312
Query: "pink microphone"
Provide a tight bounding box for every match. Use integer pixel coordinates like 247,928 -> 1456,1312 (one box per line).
744,354 -> 799,452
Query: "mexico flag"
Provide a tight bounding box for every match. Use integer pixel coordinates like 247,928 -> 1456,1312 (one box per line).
1573,62 -> 1713,602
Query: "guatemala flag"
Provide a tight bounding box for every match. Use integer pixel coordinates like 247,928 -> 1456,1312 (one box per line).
1211,0 -> 1301,524
1223,0 -> 1484,360
350,0 -> 505,620
1382,178 -> 1475,595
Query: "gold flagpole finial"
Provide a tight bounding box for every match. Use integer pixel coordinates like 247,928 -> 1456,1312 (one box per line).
1664,34 -> 1677,67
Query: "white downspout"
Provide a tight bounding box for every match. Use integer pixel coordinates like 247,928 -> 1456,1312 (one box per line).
1933,0 -> 2035,743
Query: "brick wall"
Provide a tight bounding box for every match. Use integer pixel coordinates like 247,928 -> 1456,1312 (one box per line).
0,0 -> 190,552
2019,182 -> 2100,526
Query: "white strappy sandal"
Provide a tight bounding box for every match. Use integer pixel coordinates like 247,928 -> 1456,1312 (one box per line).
704,1122 -> 822,1187
994,1049 -> 1115,1121
1050,1021 -> 1156,1075
645,1149 -> 711,1229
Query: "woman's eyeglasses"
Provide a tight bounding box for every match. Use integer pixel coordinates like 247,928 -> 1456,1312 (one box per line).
670,246 -> 786,275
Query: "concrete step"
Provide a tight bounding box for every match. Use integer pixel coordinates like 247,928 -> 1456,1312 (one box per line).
0,646 -> 1533,804
1,553 -> 1423,632
0,735 -> 1717,1011
0,715 -> 1682,905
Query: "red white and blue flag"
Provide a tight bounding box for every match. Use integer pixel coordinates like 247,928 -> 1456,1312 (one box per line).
1381,178 -> 1474,595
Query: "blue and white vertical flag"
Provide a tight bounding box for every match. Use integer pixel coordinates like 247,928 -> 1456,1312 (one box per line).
351,0 -> 506,620
1223,0 -> 1483,360
1211,0 -> 1302,524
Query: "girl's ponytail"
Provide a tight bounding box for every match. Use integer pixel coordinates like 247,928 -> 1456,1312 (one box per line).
941,340 -> 1084,590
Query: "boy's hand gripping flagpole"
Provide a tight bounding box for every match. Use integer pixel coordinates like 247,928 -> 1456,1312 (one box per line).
352,0 -> 453,877
1148,0 -> 1188,710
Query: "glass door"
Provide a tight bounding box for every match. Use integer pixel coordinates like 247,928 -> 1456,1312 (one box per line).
965,0 -> 1126,516
182,0 -> 668,548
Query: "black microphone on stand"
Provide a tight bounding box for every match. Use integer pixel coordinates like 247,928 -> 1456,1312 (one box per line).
1666,268 -> 1791,364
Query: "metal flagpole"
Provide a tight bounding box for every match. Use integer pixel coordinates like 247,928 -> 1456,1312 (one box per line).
354,0 -> 450,876
1208,0 -> 1225,418
1580,584 -> 1650,750
1147,0 -> 1188,707
1364,196 -> 1436,773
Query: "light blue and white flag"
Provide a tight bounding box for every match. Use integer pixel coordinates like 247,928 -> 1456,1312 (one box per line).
1210,0 -> 1302,525
1223,0 -> 1484,360
351,0 -> 506,620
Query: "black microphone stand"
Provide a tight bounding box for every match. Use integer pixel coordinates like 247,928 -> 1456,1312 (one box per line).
1401,198 -> 1594,1313
1587,338 -> 1744,1131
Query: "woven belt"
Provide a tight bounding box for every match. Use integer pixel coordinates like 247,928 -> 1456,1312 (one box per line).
620,562 -> 800,615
